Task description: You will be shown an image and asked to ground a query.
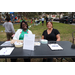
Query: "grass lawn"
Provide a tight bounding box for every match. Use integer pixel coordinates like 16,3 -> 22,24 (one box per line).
0,21 -> 75,62
30,21 -> 75,42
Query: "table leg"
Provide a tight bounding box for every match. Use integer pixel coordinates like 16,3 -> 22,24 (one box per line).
61,58 -> 63,62
5,58 -> 7,62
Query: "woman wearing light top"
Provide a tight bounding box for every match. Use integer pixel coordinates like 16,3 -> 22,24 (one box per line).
11,21 -> 32,62
13,21 -> 32,40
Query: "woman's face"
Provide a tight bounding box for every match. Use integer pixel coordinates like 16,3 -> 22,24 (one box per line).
47,22 -> 53,29
22,22 -> 27,30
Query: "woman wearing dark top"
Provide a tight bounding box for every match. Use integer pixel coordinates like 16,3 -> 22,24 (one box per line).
42,21 -> 60,62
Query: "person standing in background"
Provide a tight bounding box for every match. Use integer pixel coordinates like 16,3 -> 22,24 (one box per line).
45,15 -> 48,25
31,19 -> 33,24
41,17 -> 44,26
3,17 -> 15,41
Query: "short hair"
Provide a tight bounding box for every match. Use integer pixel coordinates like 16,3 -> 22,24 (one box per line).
5,17 -> 11,22
20,21 -> 28,29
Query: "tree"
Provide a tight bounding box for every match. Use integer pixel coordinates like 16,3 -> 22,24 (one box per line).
17,12 -> 23,19
38,12 -> 42,15
0,12 -> 2,23
13,12 -> 41,19
72,12 -> 74,18
58,12 -> 68,19
44,12 -> 57,16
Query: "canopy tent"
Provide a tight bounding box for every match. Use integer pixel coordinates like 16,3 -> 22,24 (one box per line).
10,12 -> 14,14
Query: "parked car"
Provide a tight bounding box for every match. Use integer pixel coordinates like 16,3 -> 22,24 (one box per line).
73,17 -> 75,23
59,16 -> 73,24
53,18 -> 59,21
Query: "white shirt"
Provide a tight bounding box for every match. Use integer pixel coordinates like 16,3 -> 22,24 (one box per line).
41,18 -> 44,21
13,29 -> 32,40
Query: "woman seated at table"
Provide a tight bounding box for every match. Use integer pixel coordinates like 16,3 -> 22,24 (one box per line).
42,20 -> 60,62
11,21 -> 32,62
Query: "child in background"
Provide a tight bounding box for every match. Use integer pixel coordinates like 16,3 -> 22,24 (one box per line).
3,17 -> 15,41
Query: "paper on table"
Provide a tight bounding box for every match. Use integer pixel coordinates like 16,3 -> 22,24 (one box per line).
48,44 -> 63,50
0,47 -> 14,55
0,41 -> 13,46
23,34 -> 35,50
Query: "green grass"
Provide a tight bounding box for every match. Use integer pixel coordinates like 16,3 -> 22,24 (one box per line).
0,21 -> 75,43
29,21 -> 75,42
0,21 -> 75,62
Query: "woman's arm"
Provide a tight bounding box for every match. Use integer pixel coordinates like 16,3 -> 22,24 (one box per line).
42,35 -> 44,39
13,29 -> 22,40
56,34 -> 60,41
28,30 -> 32,34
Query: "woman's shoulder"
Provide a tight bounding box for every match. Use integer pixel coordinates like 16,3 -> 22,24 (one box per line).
28,29 -> 31,31
28,29 -> 32,34
42,30 -> 47,34
53,28 -> 60,34
53,28 -> 59,31
43,29 -> 47,32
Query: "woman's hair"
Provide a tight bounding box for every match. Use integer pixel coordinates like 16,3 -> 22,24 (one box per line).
20,21 -> 28,29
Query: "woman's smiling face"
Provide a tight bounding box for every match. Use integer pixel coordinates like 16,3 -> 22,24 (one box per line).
47,22 -> 53,29
22,22 -> 27,30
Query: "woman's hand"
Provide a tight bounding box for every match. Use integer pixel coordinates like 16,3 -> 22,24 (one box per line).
12,34 -> 15,37
42,36 -> 44,39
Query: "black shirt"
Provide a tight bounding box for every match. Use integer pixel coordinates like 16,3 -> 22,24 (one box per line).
42,28 -> 60,41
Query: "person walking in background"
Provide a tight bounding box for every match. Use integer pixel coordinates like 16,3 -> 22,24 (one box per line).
41,17 -> 44,26
31,19 -> 33,24
45,15 -> 48,25
3,17 -> 15,41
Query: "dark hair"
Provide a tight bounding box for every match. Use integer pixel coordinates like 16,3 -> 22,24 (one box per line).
20,21 -> 28,29
5,17 -> 11,22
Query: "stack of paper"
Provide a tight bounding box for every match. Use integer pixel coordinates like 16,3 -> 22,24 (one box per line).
0,41 -> 13,46
48,44 -> 63,50
0,47 -> 14,55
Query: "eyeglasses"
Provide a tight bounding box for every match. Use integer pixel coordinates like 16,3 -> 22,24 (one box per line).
22,24 -> 26,25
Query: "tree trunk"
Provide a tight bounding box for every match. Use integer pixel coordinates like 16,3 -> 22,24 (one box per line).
59,12 -> 61,19
72,12 -> 74,18
0,12 -> 2,23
